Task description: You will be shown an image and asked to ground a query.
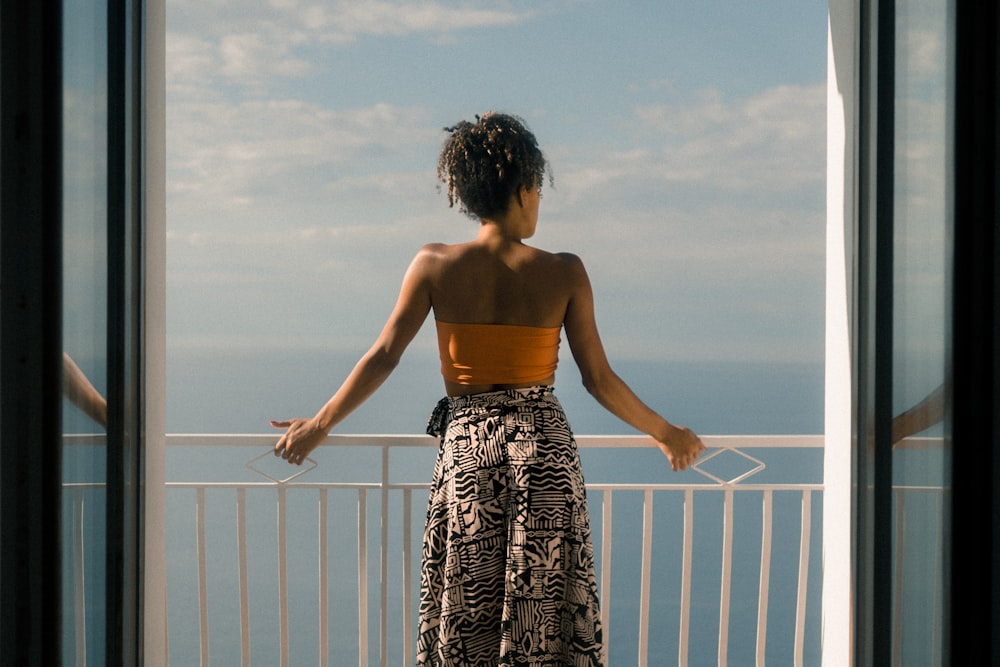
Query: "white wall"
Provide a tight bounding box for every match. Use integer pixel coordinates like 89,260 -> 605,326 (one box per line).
823,1 -> 859,664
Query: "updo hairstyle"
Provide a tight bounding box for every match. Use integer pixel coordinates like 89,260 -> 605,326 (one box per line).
437,112 -> 550,220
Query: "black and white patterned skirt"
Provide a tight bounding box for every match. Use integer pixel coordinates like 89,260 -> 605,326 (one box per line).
417,386 -> 604,667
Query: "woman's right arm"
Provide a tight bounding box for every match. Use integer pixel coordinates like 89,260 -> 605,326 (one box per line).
560,254 -> 705,471
271,247 -> 436,465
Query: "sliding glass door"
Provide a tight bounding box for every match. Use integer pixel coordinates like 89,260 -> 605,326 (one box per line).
62,1 -> 112,663
854,0 -> 960,664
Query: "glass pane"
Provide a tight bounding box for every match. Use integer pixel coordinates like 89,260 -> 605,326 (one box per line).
891,0 -> 953,663
62,0 -> 109,663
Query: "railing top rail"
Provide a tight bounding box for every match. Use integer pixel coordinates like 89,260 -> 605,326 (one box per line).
64,434 -> 947,450
161,481 -> 826,491
164,433 -> 826,449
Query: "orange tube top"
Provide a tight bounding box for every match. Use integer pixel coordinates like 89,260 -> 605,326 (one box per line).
435,321 -> 561,385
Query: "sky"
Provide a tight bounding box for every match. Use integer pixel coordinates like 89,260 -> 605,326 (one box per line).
164,0 -> 829,370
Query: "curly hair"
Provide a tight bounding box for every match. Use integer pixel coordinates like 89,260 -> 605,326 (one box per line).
437,112 -> 551,220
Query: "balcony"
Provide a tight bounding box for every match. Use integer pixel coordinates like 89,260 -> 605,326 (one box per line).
65,433 -> 825,666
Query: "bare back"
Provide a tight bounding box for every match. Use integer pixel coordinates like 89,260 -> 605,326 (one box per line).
417,238 -> 584,395
424,241 -> 577,330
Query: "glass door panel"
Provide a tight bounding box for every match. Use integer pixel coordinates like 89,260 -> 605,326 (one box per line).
891,0 -> 953,663
62,0 -> 110,663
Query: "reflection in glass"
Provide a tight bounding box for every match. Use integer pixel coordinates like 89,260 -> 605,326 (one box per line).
62,0 -> 109,662
63,352 -> 109,429
891,0 -> 953,662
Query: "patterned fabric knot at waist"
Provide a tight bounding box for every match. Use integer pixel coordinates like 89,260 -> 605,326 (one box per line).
425,385 -> 556,437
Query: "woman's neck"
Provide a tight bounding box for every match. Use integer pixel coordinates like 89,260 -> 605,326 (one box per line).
476,220 -> 525,248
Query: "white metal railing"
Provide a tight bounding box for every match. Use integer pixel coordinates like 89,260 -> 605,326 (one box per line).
65,434 -> 827,666
166,434 -> 822,667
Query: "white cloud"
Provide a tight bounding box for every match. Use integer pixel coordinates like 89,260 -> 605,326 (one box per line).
899,27 -> 945,80
542,83 -> 825,238
631,83 -> 826,191
166,25 -> 315,91
305,1 -> 532,43
167,0 -> 536,89
165,33 -> 219,91
167,99 -> 439,219
165,79 -> 827,364
218,32 -> 313,80
165,0 -> 827,366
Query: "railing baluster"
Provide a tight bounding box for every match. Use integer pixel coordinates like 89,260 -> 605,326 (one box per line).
73,488 -> 87,667
639,489 -> 654,667
719,488 -> 734,666
402,488 -> 413,667
196,487 -> 210,666
237,488 -> 251,667
679,489 -> 694,667
358,488 -> 368,667
794,490 -> 812,667
892,489 -> 905,667
318,488 -> 329,667
600,489 -> 612,665
931,490 -> 943,664
277,485 -> 289,667
756,490 -> 773,666
381,446 -> 390,667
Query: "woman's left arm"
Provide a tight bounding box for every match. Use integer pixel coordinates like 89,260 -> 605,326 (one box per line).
272,248 -> 435,465
561,254 -> 705,471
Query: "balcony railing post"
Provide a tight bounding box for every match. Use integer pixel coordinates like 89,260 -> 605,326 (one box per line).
600,489 -> 613,665
196,488 -> 209,665
679,488 -> 695,667
402,488 -> 414,667
794,490 -> 813,667
358,488 -> 368,667
237,488 -> 251,666
318,488 -> 329,667
72,488 -> 87,667
277,485 -> 289,667
639,489 -> 654,667
756,490 -> 774,665
719,488 -> 735,665
380,445 -> 390,667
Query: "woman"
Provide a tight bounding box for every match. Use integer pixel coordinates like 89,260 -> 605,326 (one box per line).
272,112 -> 705,666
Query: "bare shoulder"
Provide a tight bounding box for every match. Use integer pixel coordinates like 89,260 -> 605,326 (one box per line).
553,251 -> 585,268
398,243 -> 445,283
413,241 -> 464,266
416,241 -> 451,257
417,241 -> 479,266
410,241 -> 480,284
552,251 -> 590,283
418,241 -> 481,261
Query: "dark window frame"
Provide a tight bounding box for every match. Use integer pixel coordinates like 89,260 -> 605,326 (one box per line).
106,0 -> 146,664
0,1 -> 147,663
0,3 -> 66,663
950,1 -> 999,663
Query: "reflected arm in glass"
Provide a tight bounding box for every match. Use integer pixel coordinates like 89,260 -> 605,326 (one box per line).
891,375 -> 949,446
62,352 -> 107,429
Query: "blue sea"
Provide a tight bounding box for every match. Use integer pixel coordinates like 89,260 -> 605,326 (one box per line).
160,345 -> 824,665
166,345 -> 823,436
